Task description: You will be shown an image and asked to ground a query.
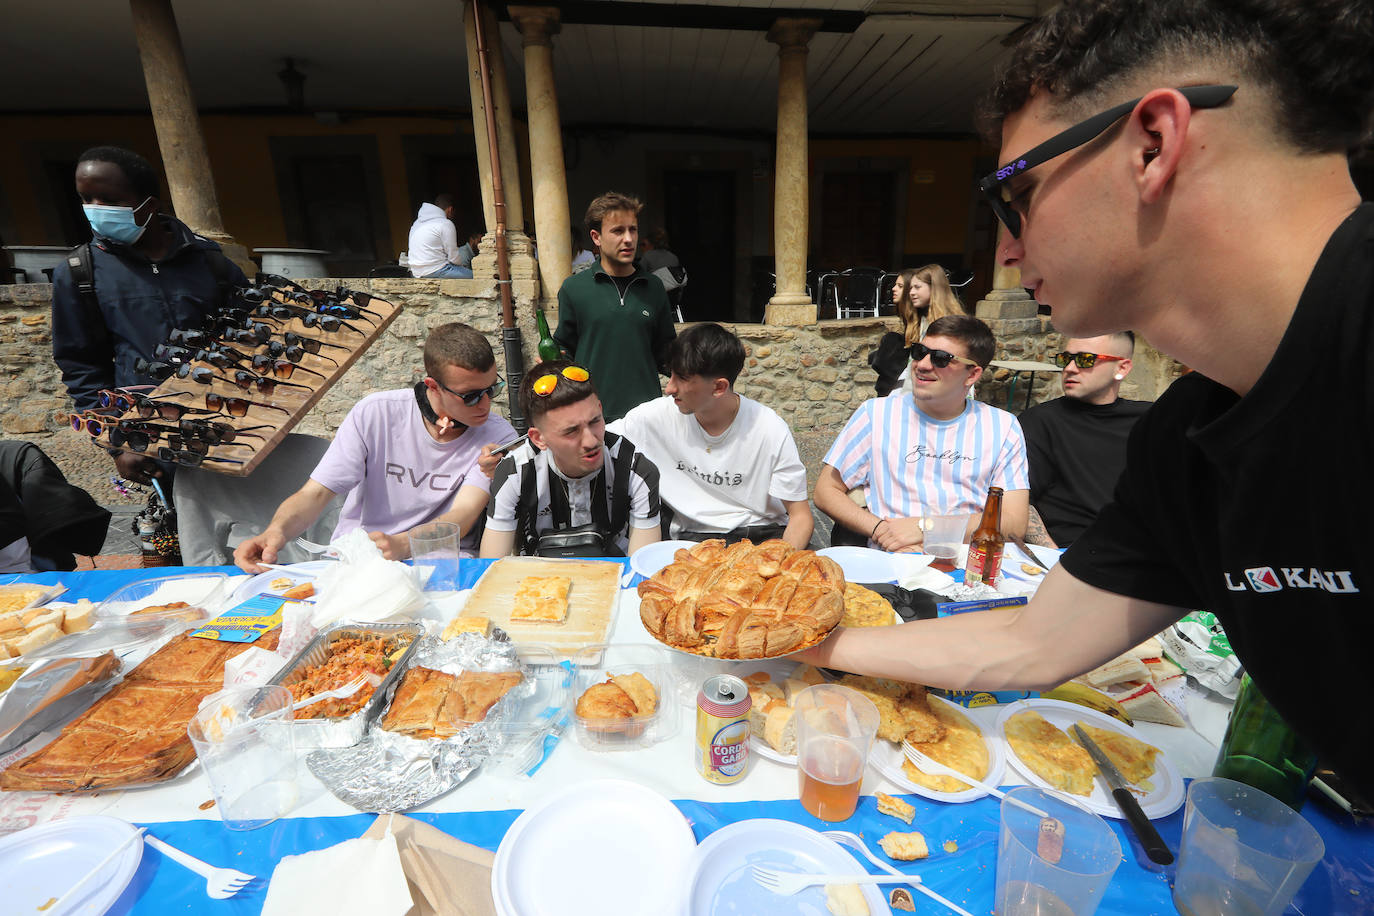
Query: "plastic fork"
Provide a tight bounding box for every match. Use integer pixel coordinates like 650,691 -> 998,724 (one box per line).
292,536 -> 338,557
750,864 -> 918,895
822,830 -> 974,916
291,674 -> 370,712
903,745 -> 1049,817
144,833 -> 256,899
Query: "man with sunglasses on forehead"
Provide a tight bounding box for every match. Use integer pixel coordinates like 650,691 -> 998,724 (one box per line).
235,323 -> 515,571
51,145 -> 247,485
1018,333 -> 1149,546
802,0 -> 1374,801
815,315 -> 1030,552
480,361 -> 662,558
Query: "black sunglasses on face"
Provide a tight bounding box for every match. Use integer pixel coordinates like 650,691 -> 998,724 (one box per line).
978,84 -> 1238,238
1052,350 -> 1126,369
908,342 -> 978,370
435,374 -> 506,407
204,392 -> 290,416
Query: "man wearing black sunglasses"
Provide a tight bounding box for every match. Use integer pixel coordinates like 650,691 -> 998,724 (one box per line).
815,315 -> 1030,552
1019,333 -> 1148,546
51,146 -> 248,484
235,323 -> 516,572
802,0 -> 1374,800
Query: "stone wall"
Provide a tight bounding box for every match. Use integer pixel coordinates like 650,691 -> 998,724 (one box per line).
0,278 -> 1184,501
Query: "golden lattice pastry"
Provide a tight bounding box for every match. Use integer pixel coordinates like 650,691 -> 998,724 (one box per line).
637,540 -> 847,659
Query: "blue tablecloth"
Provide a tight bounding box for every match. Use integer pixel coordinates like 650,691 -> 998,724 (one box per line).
7,566 -> 1372,915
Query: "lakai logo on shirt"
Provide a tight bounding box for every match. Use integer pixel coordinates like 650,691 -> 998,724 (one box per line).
1223,565 -> 1359,594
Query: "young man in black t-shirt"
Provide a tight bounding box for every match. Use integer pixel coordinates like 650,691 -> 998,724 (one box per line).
800,0 -> 1374,798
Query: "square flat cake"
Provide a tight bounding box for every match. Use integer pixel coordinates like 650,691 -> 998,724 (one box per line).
510,576 -> 573,623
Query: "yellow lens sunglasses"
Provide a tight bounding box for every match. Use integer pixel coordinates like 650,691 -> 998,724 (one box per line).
532,365 -> 590,396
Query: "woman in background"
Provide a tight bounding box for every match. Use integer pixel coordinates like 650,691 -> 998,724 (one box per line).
869,264 -> 966,395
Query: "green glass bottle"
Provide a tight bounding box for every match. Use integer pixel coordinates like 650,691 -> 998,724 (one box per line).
1212,673 -> 1318,810
535,308 -> 560,363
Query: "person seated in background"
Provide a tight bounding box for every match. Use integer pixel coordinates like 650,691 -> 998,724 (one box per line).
868,264 -> 967,396
481,361 -> 662,558
455,231 -> 482,274
570,226 -> 596,273
611,323 -> 813,548
639,228 -> 680,275
0,441 -> 110,572
407,193 -> 472,279
1019,332 -> 1150,546
234,323 -> 514,571
815,315 -> 1029,551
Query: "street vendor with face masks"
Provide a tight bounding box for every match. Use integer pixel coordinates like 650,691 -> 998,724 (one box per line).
50,145 -> 248,484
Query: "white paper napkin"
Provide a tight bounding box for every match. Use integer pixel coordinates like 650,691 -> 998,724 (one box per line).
261,834 -> 413,916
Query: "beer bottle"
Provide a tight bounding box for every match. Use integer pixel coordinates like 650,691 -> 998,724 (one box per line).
535,308 -> 561,363
1212,673 -> 1318,810
963,487 -> 1005,588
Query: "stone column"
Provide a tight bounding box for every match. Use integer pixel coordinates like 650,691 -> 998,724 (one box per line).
764,18 -> 822,327
128,0 -> 253,275
464,1 -> 536,283
974,231 -> 1037,320
510,5 -> 571,301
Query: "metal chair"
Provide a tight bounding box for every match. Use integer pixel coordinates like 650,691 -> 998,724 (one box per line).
838,267 -> 886,318
811,269 -> 842,318
652,266 -> 687,321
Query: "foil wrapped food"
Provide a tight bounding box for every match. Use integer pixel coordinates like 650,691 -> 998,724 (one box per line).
306,630 -> 533,812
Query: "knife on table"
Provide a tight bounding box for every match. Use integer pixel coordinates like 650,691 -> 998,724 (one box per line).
1071,724 -> 1174,865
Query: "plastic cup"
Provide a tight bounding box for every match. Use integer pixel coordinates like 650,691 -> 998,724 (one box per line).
922,513 -> 971,573
1172,777 -> 1325,916
996,786 -> 1122,916
409,521 -> 461,591
793,684 -> 880,822
187,685 -> 298,830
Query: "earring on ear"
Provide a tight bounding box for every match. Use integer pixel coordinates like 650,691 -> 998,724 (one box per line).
1114,374 -> 1124,380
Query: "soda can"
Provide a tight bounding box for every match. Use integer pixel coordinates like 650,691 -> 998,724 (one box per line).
696,674 -> 752,784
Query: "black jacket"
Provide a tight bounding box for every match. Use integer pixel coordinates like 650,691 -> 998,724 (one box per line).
51,215 -> 247,410
0,441 -> 110,570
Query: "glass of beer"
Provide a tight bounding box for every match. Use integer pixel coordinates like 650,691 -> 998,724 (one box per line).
794,685 -> 880,821
923,513 -> 971,573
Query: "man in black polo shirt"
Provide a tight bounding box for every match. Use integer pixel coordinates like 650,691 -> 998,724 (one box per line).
801,0 -> 1374,799
1019,332 -> 1149,545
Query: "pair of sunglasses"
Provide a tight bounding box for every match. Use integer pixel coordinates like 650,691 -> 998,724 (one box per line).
155,343 -> 249,371
1051,351 -> 1126,369
96,389 -> 221,421
106,421 -> 251,454
134,358 -> 221,384
434,374 -> 506,406
254,303 -> 363,335
249,354 -> 325,380
262,338 -> 339,367
176,418 -> 269,445
155,446 -> 245,468
202,391 -> 290,416
71,411 -> 111,436
908,343 -> 978,369
531,365 -> 590,397
283,331 -> 347,353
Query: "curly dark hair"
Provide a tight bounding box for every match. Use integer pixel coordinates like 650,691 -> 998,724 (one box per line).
78,146 -> 161,200
982,0 -> 1374,154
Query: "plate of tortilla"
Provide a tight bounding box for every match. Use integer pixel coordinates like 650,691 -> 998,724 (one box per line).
869,694 -> 1006,803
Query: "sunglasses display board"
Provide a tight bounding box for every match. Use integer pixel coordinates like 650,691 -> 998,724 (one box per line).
83,280 -> 403,477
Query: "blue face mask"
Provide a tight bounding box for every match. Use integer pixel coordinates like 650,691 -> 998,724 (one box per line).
83,198 -> 154,245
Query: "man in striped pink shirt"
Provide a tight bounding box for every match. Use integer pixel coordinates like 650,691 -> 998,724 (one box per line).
815,315 -> 1029,552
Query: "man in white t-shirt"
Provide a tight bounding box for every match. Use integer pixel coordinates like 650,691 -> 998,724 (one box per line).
611,323 -> 813,548
815,315 -> 1029,552
234,323 -> 514,571
481,361 -> 662,557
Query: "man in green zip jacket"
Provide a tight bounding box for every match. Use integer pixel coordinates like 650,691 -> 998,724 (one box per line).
554,192 -> 677,422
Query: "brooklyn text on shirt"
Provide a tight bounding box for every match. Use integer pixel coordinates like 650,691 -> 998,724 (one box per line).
904,445 -> 974,465
385,464 -> 465,492
675,461 -> 746,488
1223,565 -> 1358,595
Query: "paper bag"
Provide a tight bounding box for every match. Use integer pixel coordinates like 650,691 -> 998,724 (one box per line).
363,813 -> 497,916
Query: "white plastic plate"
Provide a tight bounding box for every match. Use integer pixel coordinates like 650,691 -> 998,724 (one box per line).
629,540 -> 697,581
816,546 -> 899,583
0,815 -> 143,915
868,695 -> 1007,803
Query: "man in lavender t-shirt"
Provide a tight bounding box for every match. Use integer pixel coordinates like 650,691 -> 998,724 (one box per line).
234,323 -> 516,571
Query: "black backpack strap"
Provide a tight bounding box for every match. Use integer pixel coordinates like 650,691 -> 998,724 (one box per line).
605,431 -> 635,541
66,243 -> 97,311
516,457 -> 540,556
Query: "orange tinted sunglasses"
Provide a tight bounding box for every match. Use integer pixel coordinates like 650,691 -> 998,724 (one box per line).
531,365 -> 590,397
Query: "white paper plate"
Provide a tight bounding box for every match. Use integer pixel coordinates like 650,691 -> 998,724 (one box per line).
995,698 -> 1185,820
629,540 -> 697,581
681,818 -> 887,916
750,734 -> 797,767
229,560 -> 337,606
0,816 -> 143,915
869,695 -> 1006,803
493,778 -> 696,916
816,546 -> 899,583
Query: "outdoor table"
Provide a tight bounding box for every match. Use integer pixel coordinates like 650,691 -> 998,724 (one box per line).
1,563 -> 1368,915
989,358 -> 1062,410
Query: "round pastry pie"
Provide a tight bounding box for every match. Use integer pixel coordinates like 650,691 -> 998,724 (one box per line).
636,539 -> 847,659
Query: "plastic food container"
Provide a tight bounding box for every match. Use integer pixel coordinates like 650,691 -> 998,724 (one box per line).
570,644 -> 677,752
268,622 -> 423,748
94,572 -> 230,624
0,583 -> 67,617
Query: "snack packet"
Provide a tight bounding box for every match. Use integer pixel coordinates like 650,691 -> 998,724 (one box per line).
1160,610 -> 1242,698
